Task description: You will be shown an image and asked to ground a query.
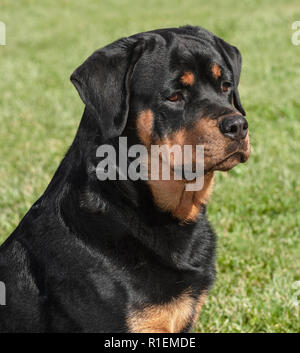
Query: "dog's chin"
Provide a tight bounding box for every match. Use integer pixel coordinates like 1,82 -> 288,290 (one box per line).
209,151 -> 249,172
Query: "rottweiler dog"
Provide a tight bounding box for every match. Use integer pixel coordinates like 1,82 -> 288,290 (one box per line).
0,26 -> 250,332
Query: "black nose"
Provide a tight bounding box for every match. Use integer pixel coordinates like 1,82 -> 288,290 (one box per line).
219,115 -> 248,140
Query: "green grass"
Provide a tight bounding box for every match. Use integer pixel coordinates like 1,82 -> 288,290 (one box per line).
0,0 -> 300,332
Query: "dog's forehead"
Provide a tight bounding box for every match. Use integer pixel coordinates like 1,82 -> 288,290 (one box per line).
132,32 -> 225,87
141,30 -> 221,59
171,36 -> 224,69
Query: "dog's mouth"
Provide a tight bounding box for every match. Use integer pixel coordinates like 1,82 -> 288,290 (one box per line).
155,142 -> 250,180
208,151 -> 249,173
169,152 -> 246,180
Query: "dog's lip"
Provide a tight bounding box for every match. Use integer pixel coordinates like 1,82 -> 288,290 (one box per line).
205,151 -> 247,173
165,149 -> 249,176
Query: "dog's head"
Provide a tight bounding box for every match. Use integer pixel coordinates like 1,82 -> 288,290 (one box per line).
71,26 -> 250,174
71,26 -> 250,221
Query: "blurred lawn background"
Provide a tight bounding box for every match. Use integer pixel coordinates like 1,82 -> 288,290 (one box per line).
0,0 -> 299,332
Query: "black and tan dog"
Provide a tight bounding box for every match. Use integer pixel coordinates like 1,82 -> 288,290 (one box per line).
0,26 -> 250,332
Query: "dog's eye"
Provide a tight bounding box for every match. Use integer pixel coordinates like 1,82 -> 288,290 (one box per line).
221,81 -> 232,93
167,93 -> 182,102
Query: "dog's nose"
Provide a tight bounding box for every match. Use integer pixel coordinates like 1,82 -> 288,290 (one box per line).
219,115 -> 248,140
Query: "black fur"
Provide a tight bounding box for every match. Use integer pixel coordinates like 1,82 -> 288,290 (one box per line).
0,26 -> 245,332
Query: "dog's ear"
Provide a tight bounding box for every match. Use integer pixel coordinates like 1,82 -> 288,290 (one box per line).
216,38 -> 245,116
71,38 -> 143,140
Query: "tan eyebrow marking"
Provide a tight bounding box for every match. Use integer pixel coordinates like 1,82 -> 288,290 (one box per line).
180,71 -> 195,86
211,63 -> 222,79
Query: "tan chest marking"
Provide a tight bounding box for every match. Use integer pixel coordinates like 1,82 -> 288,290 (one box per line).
127,290 -> 194,333
191,292 -> 207,328
127,291 -> 207,333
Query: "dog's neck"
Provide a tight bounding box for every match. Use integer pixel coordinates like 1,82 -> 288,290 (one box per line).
147,172 -> 214,223
45,109 -> 214,226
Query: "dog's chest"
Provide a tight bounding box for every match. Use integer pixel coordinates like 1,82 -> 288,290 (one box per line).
120,216 -> 215,333
126,290 -> 207,333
